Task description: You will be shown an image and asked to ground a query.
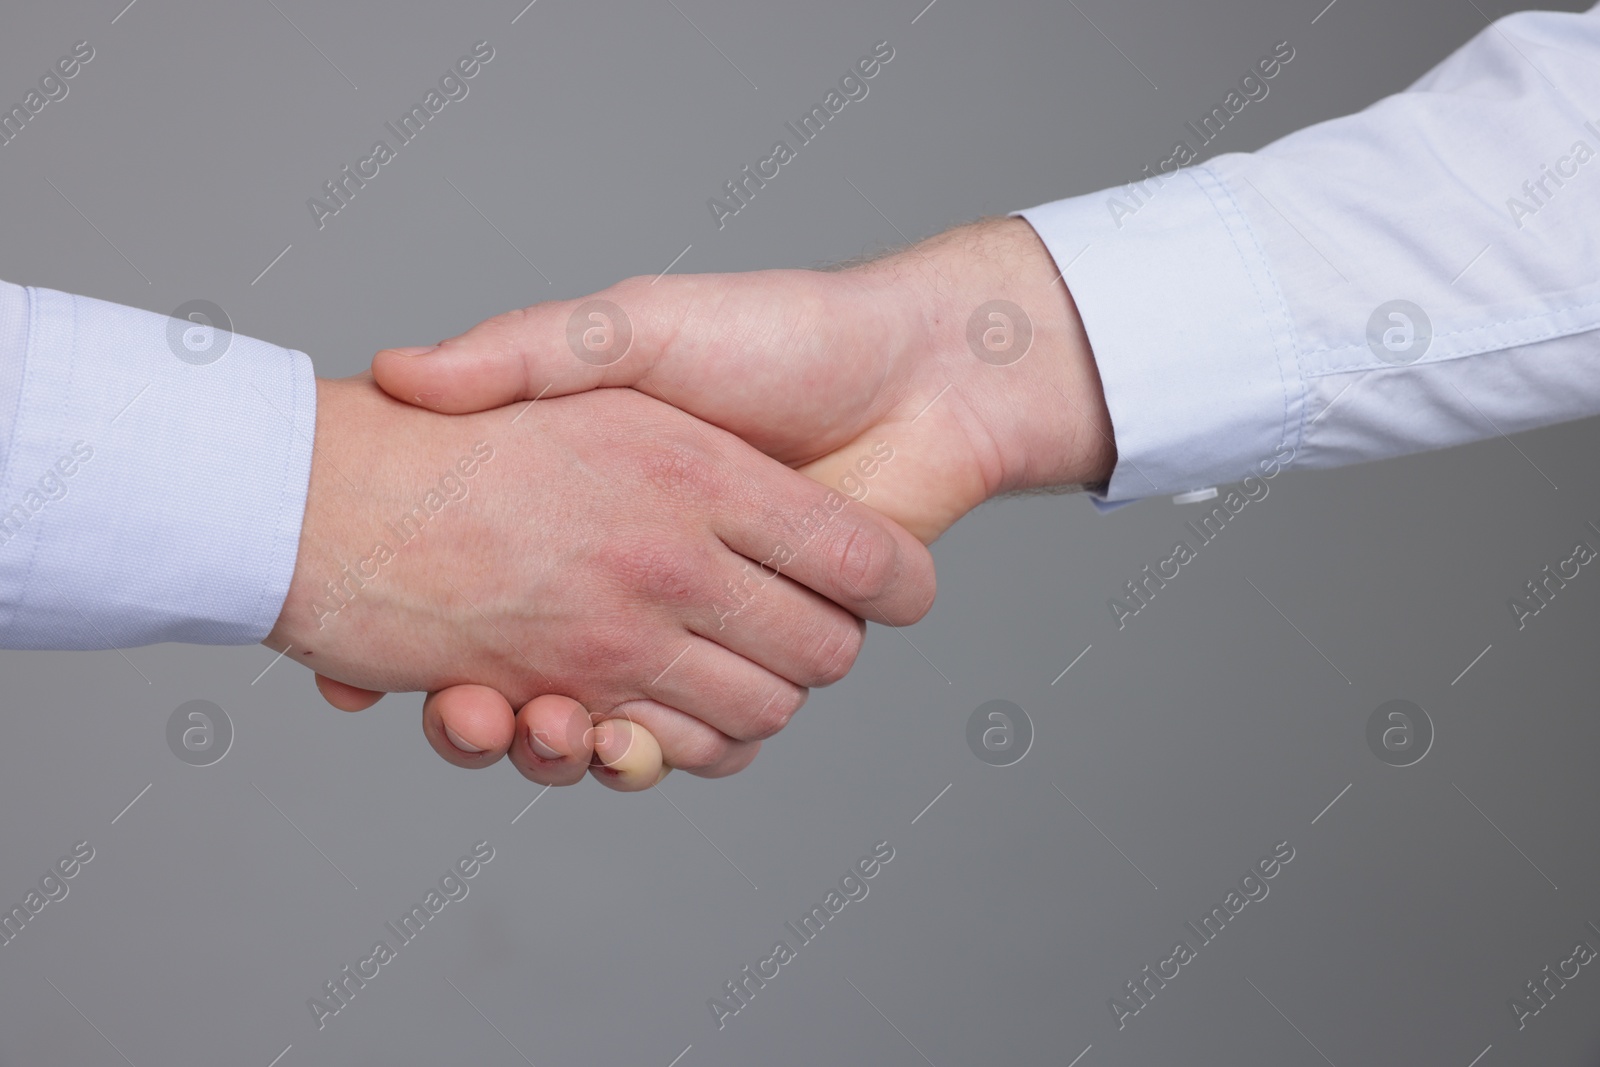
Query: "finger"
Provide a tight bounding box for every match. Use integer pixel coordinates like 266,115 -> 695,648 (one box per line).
694,565 -> 867,690
369,271 -> 845,419
315,674 -> 386,712
506,694 -> 596,787
422,685 -> 515,769
588,718 -> 669,793
641,636 -> 806,743
716,460 -> 937,627
605,699 -> 760,779
371,278 -> 682,414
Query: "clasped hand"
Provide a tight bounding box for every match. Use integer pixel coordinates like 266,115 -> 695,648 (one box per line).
273,218 -> 1114,791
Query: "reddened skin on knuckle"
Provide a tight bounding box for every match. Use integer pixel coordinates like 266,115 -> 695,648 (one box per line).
598,535 -> 711,611
636,439 -> 719,501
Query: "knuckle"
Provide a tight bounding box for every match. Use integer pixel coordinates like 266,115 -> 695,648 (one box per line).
499,303 -> 536,329
481,304 -> 536,347
560,619 -> 649,684
805,619 -> 864,687
890,550 -> 937,625
597,535 -> 709,611
666,729 -> 732,772
638,439 -> 718,499
831,520 -> 896,604
747,685 -> 808,740
610,274 -> 655,297
691,740 -> 761,779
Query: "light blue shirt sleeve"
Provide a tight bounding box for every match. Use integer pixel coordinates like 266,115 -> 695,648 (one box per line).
0,281 -> 316,648
1019,5 -> 1600,502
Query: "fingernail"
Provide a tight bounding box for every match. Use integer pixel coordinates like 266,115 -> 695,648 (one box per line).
388,344 -> 438,357
444,726 -> 486,754
528,730 -> 563,760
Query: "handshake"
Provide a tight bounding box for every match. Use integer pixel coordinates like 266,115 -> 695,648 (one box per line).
269,218 -> 1115,791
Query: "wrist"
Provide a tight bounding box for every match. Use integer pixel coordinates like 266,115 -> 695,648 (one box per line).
266,377 -> 381,666
868,218 -> 1115,500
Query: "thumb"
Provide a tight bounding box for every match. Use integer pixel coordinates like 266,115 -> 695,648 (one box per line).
372,278 -> 700,414
314,673 -> 386,712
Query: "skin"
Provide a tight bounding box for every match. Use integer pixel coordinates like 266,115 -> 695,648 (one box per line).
273,375 -> 938,785
325,217 -> 1115,790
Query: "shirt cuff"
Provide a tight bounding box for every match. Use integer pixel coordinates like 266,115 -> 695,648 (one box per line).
1017,164 -> 1303,502
0,283 -> 316,648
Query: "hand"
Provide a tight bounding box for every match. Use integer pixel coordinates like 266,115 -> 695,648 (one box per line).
356,217 -> 1115,787
274,375 -> 936,786
372,217 -> 1115,542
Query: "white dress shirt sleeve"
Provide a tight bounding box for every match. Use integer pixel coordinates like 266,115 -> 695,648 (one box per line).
1019,5 -> 1600,502
0,281 -> 316,648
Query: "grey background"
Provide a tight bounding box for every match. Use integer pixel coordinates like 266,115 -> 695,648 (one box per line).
1,0 -> 1596,1064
